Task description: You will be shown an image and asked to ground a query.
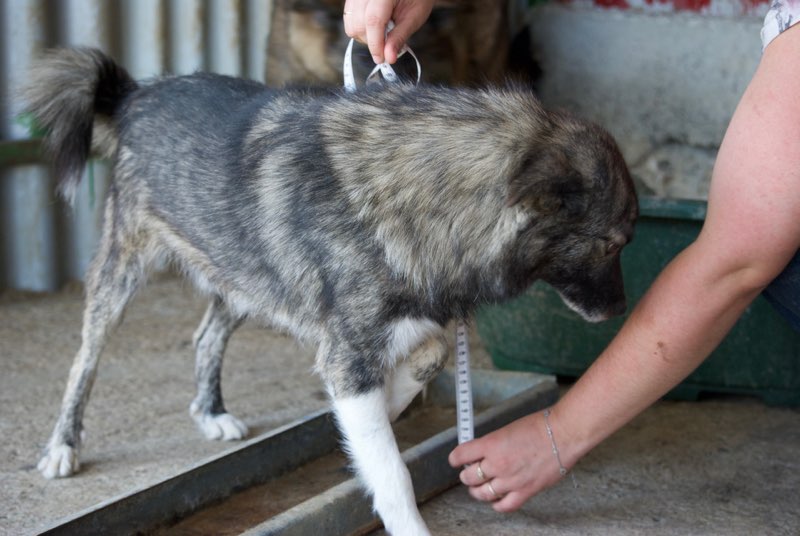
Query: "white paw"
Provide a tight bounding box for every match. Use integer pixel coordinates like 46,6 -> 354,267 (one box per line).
194,413 -> 249,441
37,444 -> 80,479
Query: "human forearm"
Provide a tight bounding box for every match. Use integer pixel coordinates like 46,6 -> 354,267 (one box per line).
554,238 -> 765,464
556,27 -> 800,462
449,18 -> 800,516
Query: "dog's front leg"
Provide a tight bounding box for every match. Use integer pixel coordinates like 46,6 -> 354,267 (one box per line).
320,334 -> 430,535
333,389 -> 431,536
386,334 -> 448,422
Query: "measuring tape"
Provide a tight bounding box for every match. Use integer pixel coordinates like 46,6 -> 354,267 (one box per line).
343,21 -> 422,92
455,320 -> 474,444
342,25 -> 474,445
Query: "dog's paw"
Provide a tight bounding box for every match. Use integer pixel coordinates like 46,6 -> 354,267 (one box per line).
194,413 -> 249,441
37,444 -> 80,479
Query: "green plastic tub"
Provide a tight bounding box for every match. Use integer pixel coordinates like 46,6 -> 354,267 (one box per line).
476,196 -> 800,406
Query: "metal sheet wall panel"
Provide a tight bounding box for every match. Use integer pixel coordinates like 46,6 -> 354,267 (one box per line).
0,0 -> 274,291
1,0 -> 60,292
168,0 -> 205,74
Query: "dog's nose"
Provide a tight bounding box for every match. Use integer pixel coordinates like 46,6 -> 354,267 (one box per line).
591,299 -> 627,322
608,299 -> 627,318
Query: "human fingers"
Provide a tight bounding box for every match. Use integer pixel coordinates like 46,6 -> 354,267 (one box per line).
459,460 -> 491,487
382,1 -> 434,64
491,490 -> 530,513
364,0 -> 395,64
451,413 -> 570,510
465,466 -> 550,512
342,0 -> 395,57
467,478 -> 507,503
448,434 -> 487,468
342,0 -> 368,41
460,459 -> 535,510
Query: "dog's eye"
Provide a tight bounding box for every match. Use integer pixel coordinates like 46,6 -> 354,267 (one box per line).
606,241 -> 622,256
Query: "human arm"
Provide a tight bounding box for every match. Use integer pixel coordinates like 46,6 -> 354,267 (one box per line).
342,0 -> 435,64
449,24 -> 800,512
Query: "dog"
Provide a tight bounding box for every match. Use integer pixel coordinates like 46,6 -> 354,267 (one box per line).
24,47 -> 637,535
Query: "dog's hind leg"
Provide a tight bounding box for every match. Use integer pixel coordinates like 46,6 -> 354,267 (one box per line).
38,210 -> 147,478
189,297 -> 248,441
323,342 -> 431,536
386,334 -> 448,422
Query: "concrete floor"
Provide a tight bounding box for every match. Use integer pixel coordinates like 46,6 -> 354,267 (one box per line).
2,275 -> 799,535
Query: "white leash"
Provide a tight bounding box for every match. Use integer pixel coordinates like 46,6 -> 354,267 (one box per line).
342,27 -> 474,445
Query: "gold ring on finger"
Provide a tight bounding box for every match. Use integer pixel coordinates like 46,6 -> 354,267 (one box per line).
487,481 -> 501,500
476,462 -> 486,483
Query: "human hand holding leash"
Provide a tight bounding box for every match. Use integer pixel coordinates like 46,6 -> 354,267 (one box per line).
343,0 -> 434,64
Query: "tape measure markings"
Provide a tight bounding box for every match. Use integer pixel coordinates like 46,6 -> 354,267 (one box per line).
343,21 -> 421,92
455,320 -> 474,444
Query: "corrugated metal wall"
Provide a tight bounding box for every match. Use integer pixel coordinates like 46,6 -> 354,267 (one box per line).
0,0 -> 272,291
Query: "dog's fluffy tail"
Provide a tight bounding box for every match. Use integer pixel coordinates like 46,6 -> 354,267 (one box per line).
23,47 -> 137,204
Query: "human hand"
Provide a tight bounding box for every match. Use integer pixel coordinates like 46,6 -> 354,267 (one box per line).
342,0 -> 434,65
448,410 -> 573,512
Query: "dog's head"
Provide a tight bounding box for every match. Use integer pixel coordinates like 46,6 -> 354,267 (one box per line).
507,115 -> 638,322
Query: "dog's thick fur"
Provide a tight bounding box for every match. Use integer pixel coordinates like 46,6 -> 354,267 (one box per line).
25,48 -> 637,535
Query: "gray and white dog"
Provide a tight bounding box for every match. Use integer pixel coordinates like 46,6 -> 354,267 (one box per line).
25,48 -> 637,535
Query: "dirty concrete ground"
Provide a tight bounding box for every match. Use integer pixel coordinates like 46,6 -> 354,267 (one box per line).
1,275 -> 799,535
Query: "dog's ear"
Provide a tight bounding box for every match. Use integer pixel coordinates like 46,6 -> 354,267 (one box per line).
506,151 -> 589,218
